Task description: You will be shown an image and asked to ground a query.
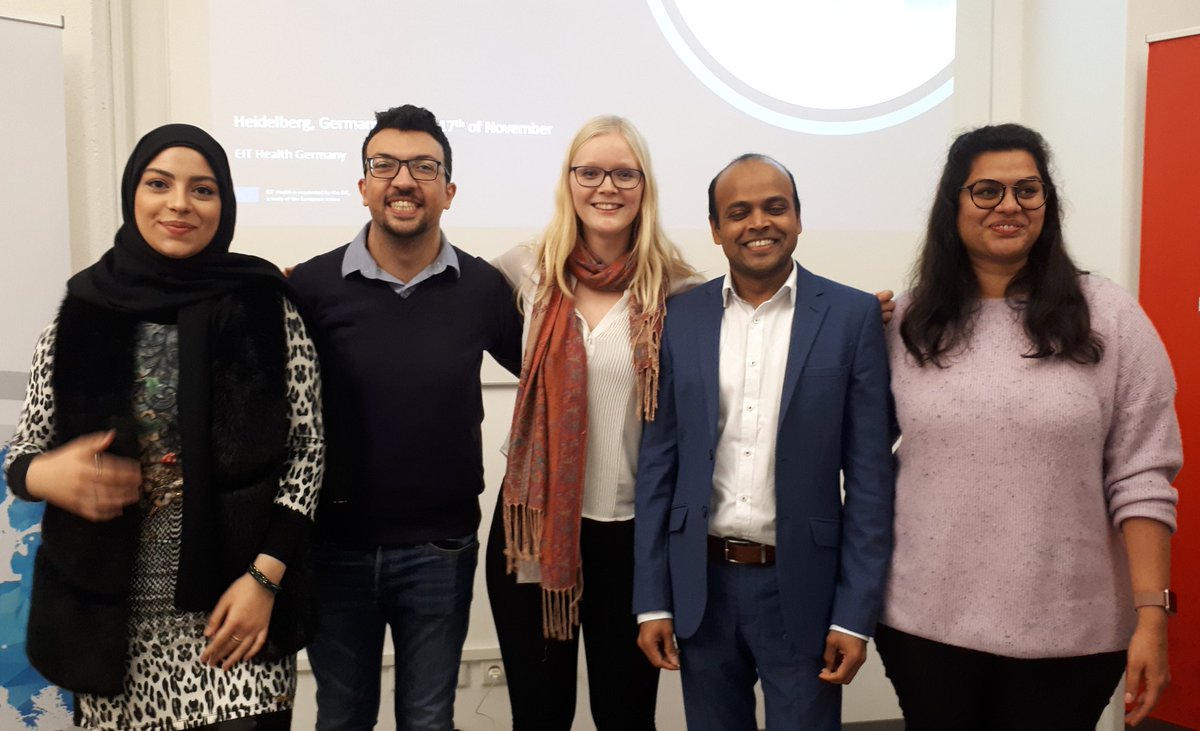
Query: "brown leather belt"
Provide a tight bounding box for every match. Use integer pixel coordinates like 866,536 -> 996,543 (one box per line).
707,535 -> 776,566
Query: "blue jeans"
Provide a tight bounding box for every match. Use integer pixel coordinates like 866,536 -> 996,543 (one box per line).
307,535 -> 478,731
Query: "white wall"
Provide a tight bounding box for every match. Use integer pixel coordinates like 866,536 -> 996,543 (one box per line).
995,0 -> 1200,294
0,0 -> 121,272
1020,1 -> 1132,285
4,0 -> 1200,728
0,13 -> 70,440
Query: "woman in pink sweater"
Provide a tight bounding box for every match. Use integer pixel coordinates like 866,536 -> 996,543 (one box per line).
877,123 -> 1180,729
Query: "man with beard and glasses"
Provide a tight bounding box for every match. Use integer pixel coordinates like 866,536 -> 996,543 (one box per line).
289,104 -> 522,731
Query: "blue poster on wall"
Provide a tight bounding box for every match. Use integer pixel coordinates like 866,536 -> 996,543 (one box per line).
0,446 -> 74,728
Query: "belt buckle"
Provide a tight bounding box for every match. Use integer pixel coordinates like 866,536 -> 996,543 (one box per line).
723,538 -> 762,565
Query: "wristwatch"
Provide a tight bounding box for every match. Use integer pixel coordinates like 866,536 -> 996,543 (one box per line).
1133,589 -> 1178,615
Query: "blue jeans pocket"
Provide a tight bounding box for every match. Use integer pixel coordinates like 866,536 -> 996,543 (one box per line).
423,532 -> 479,556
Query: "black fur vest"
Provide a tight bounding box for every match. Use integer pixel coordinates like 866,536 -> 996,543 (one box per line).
27,288 -> 315,695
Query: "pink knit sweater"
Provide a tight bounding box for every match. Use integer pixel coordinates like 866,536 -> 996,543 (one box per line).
882,275 -> 1180,658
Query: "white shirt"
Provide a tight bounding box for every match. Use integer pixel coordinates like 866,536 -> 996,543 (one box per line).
709,267 -> 797,545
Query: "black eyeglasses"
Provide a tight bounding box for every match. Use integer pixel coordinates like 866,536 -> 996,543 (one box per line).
570,166 -> 644,189
366,157 -> 444,181
960,178 -> 1049,210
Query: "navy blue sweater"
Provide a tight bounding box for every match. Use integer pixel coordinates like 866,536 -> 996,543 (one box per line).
290,242 -> 522,547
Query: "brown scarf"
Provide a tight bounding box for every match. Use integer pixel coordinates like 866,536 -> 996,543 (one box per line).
502,243 -> 665,639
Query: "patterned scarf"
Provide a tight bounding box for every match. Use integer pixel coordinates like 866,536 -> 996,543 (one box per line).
502,242 -> 665,640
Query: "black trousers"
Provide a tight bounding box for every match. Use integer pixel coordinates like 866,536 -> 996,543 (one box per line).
485,500 -> 659,730
875,623 -> 1126,731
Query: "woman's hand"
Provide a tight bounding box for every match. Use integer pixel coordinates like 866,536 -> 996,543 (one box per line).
1121,517 -> 1172,726
201,554 -> 285,669
1125,608 -> 1170,726
24,430 -> 141,521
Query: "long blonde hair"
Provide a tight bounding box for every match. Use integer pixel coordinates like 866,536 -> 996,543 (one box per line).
535,116 -> 694,306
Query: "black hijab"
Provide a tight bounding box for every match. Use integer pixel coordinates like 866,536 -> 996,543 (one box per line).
61,124 -> 293,612
67,123 -> 287,318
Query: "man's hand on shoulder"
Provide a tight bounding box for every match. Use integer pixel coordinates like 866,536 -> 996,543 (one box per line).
818,630 -> 868,685
876,290 -> 895,324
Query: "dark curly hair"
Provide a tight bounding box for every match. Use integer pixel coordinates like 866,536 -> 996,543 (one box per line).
900,123 -> 1102,367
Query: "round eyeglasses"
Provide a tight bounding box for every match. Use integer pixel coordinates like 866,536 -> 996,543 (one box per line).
366,157 -> 443,181
570,166 -> 644,189
960,178 -> 1049,210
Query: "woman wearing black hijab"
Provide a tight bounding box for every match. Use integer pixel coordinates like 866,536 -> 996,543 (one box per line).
3,124 -> 324,730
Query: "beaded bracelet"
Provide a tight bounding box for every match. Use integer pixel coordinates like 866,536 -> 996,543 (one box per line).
247,563 -> 282,594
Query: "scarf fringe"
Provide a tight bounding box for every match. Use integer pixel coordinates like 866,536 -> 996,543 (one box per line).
636,358 -> 658,421
502,502 -> 544,571
629,294 -> 664,422
503,501 -> 584,640
541,577 -> 584,641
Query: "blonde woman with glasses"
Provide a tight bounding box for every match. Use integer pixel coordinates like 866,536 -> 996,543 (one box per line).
486,116 -> 698,730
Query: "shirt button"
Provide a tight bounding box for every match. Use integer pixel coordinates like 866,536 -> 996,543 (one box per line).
749,361 -> 757,367
739,496 -> 748,503
746,405 -> 754,412
743,450 -> 751,457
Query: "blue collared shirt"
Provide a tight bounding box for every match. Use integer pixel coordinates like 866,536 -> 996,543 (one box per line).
340,223 -> 460,298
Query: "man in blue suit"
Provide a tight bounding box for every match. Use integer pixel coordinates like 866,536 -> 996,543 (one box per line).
634,154 -> 895,730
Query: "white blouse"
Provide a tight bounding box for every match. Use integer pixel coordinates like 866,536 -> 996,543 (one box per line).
492,244 -> 696,521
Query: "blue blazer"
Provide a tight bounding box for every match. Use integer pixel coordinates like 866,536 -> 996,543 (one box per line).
633,267 -> 895,654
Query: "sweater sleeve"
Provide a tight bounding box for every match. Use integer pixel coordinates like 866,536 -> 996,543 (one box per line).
486,251 -> 527,378
258,298 -> 326,564
3,319 -> 60,501
1102,288 -> 1181,531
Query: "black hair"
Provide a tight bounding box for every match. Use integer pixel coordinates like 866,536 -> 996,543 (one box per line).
361,104 -> 453,181
900,123 -> 1103,366
707,153 -> 801,225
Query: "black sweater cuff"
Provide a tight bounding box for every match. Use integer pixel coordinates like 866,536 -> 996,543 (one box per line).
5,453 -> 40,502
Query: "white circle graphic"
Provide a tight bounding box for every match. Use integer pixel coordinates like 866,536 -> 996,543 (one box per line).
648,0 -> 956,135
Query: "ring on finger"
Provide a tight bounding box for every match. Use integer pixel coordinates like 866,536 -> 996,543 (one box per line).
231,635 -> 243,644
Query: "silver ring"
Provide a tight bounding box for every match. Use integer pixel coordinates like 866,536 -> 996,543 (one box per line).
231,635 -> 243,644
94,453 -> 103,477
